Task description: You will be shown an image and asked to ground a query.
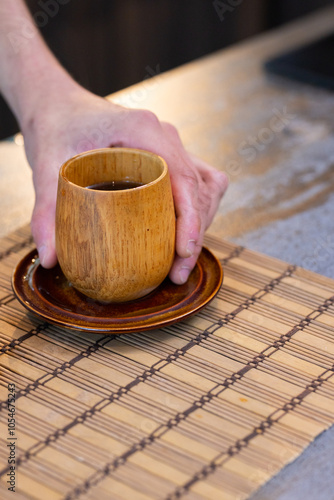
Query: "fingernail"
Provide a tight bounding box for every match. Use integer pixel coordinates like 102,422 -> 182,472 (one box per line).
179,266 -> 190,284
186,239 -> 196,257
38,245 -> 47,267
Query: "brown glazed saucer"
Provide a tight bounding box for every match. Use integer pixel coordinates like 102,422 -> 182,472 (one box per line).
12,247 -> 223,334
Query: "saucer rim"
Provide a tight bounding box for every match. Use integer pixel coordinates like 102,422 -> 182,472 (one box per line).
12,247 -> 223,334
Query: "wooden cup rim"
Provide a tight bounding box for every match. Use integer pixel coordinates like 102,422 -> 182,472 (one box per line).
59,147 -> 168,192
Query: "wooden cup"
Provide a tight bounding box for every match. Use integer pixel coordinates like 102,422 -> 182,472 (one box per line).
55,148 -> 176,302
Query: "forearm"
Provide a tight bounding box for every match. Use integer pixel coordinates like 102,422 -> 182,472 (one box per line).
0,0 -> 77,131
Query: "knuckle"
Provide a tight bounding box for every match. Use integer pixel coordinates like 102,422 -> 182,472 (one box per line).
180,169 -> 199,191
199,191 -> 212,213
177,213 -> 201,243
162,121 -> 179,139
135,109 -> 160,127
116,108 -> 161,144
214,171 -> 228,193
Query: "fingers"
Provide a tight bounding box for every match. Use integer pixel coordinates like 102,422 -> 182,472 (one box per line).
118,110 -> 228,285
188,152 -> 229,228
168,253 -> 200,285
159,127 -> 228,284
167,164 -> 202,284
171,167 -> 201,258
171,160 -> 227,283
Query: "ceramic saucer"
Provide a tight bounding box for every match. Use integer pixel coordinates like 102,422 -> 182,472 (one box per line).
12,247 -> 223,334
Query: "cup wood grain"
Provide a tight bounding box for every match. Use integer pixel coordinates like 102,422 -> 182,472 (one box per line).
55,148 -> 175,302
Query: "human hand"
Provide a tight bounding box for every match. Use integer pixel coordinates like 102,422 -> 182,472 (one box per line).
23,83 -> 228,285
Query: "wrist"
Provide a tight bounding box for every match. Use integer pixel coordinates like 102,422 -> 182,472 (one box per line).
19,63 -> 80,135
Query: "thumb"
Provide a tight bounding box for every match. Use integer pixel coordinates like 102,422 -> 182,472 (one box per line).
31,182 -> 58,269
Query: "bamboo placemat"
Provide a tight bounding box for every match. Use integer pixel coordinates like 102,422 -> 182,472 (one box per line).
0,225 -> 333,500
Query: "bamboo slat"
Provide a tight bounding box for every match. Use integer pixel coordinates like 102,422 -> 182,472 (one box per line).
0,225 -> 333,500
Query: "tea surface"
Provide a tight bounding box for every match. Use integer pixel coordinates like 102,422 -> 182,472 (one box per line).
87,180 -> 144,191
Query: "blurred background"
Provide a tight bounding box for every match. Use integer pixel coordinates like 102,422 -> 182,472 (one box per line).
0,0 -> 333,139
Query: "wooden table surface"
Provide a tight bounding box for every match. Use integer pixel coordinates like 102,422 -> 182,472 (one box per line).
1,6 -> 334,499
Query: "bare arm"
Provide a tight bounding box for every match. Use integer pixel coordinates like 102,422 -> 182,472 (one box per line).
0,0 -> 228,284
0,0 -> 77,130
